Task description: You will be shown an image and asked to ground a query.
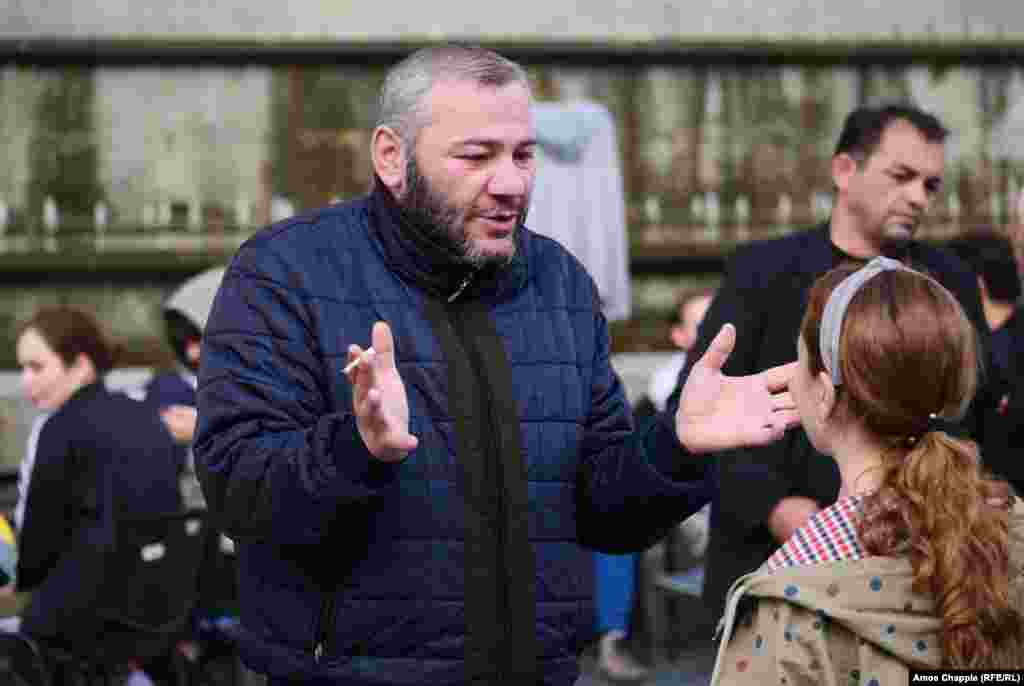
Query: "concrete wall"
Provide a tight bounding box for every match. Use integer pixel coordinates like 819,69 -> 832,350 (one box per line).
2,0 -> 1023,41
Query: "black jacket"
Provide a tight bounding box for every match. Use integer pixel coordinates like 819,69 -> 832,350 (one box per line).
17,382 -> 182,644
668,224 -> 989,618
982,306 -> 1024,493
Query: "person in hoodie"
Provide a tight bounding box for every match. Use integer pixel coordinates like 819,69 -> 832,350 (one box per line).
194,44 -> 800,686
146,266 -> 227,464
711,258 -> 1024,685
144,266 -> 240,666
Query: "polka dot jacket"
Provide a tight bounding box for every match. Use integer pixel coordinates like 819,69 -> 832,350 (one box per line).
709,498 -> 1024,685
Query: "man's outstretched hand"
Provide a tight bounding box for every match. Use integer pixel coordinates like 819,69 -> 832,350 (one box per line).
675,323 -> 800,454
346,321 -> 418,462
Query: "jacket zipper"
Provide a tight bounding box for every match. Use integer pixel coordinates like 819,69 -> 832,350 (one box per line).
313,595 -> 338,663
708,571 -> 757,685
448,270 -> 476,303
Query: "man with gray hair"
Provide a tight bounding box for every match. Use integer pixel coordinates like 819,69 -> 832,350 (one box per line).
194,45 -> 798,686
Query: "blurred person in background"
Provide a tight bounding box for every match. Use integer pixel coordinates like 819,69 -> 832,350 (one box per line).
644,288 -> 715,416
712,259 -> 1024,684
972,191 -> 1024,496
946,229 -> 1020,334
590,286 -> 715,683
667,103 -> 991,634
946,230 -> 1024,492
144,266 -> 226,510
142,266 -> 243,681
13,305 -> 183,683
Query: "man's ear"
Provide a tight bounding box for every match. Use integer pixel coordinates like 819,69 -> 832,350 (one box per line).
831,153 -> 859,194
371,126 -> 407,197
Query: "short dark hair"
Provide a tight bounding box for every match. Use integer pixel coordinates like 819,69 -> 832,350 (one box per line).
948,230 -> 1022,304
163,308 -> 203,371
17,305 -> 117,374
834,103 -> 949,163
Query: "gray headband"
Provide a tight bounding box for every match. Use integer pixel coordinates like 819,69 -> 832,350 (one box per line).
819,256 -> 908,385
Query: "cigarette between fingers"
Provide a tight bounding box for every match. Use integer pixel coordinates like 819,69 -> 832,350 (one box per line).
343,347 -> 375,374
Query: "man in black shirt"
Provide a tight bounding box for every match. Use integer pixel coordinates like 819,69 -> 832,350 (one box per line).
667,103 -> 990,626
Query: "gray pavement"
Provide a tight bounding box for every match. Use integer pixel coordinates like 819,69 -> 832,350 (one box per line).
576,630 -> 717,686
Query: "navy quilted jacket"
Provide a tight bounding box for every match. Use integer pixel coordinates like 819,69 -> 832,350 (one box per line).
194,190 -> 711,685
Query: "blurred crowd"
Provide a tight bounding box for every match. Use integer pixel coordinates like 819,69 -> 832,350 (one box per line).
1,44 -> 1024,686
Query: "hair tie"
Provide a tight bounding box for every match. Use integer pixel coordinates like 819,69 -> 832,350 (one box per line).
926,413 -> 969,440
819,256 -> 910,386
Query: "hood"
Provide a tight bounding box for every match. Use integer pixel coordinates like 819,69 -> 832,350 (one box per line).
738,499 -> 1024,669
164,265 -> 227,331
532,101 -> 606,164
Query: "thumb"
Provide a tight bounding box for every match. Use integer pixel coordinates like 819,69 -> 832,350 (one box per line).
371,321 -> 395,364
696,323 -> 736,374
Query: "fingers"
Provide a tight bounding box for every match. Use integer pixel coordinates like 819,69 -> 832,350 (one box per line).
696,323 -> 736,373
769,409 -> 801,432
346,343 -> 364,375
770,391 -> 796,412
346,322 -> 416,459
748,409 -> 800,447
371,321 -> 395,362
362,388 -> 418,454
347,322 -> 394,380
344,345 -> 371,375
760,361 -> 798,394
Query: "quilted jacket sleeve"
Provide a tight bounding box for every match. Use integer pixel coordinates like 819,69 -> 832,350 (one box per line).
574,303 -> 713,554
194,249 -> 399,546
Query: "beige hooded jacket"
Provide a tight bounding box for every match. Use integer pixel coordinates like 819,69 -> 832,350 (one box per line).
711,500 -> 1024,685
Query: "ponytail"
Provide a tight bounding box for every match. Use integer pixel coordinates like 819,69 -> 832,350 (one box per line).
859,431 -> 1024,668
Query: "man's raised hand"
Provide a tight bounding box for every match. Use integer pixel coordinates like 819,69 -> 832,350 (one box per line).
346,321 -> 418,462
675,323 -> 800,454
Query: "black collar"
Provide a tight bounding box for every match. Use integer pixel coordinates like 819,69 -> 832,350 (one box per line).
367,182 -> 528,303
816,222 -> 919,271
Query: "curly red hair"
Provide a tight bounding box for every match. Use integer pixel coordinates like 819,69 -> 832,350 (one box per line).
801,264 -> 1024,668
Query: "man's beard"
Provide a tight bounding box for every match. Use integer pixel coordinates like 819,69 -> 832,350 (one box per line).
400,156 -> 524,269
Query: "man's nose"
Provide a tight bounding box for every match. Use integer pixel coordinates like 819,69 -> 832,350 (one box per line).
907,180 -> 929,210
487,157 -> 530,197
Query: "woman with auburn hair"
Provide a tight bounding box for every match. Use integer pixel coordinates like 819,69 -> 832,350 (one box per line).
12,305 -> 184,681
711,258 -> 1024,685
